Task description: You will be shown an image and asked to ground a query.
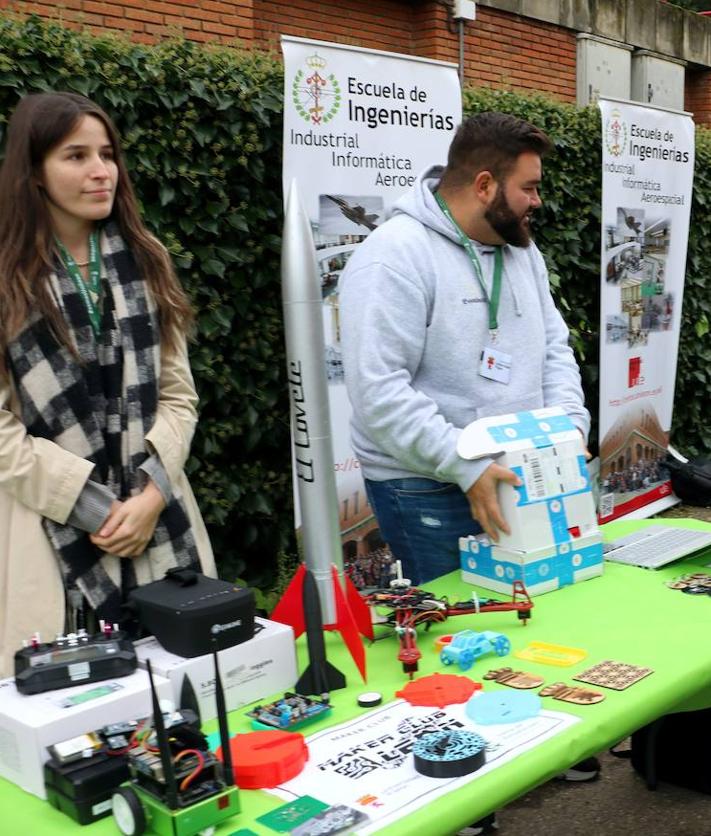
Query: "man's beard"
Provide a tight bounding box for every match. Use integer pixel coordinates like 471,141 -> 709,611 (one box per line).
484,189 -> 532,248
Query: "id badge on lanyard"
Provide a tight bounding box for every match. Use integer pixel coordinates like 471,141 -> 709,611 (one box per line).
479,344 -> 512,383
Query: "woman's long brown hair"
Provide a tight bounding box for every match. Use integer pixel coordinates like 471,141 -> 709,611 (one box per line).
0,92 -> 193,377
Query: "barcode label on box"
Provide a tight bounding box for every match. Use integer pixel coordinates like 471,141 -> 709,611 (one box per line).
522,448 -> 586,501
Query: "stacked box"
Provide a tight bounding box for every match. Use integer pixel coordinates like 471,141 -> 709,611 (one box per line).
134,617 -> 297,721
457,407 -> 604,597
0,670 -> 170,799
44,753 -> 129,825
460,532 -> 603,597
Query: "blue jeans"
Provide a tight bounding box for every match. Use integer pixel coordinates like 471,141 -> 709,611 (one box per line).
365,477 -> 482,586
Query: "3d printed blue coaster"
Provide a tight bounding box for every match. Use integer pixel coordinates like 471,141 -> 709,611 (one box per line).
413,730 -> 487,778
466,690 -> 541,725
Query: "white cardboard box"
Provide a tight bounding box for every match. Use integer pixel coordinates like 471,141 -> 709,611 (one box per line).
457,407 -> 603,595
460,531 -> 603,597
0,669 -> 171,799
134,617 -> 297,722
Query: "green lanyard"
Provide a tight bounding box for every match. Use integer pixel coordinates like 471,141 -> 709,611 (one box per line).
55,230 -> 102,336
435,191 -> 503,339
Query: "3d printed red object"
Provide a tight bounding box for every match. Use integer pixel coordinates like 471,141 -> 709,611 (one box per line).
396,673 -> 482,708
216,730 -> 308,788
271,564 -> 372,682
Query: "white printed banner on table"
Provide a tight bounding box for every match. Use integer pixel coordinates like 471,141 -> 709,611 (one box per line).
268,698 -> 579,833
597,99 -> 694,522
282,36 -> 461,585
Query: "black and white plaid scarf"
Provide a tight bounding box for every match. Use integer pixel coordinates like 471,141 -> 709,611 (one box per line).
7,223 -> 199,623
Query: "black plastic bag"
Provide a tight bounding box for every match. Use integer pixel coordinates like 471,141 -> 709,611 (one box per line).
622,710 -> 711,794
664,455 -> 711,507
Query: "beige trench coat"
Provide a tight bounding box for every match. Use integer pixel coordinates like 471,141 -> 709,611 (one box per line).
0,336 -> 216,678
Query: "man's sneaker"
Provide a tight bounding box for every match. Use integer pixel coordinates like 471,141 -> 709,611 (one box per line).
457,813 -> 498,835
557,755 -> 601,782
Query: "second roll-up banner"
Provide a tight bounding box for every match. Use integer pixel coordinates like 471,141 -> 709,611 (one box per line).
597,99 -> 695,522
281,36 -> 462,593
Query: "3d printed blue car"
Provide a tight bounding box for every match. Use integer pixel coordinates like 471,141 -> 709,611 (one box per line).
439,629 -> 511,671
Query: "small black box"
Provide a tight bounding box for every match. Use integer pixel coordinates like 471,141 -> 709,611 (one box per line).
129,569 -> 255,657
44,754 -> 129,825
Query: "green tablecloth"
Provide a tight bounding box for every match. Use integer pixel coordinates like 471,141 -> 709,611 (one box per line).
4,517 -> 711,835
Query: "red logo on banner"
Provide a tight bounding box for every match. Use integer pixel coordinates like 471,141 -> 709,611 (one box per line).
628,357 -> 644,387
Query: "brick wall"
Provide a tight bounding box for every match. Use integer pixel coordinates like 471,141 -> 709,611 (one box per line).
0,0 -> 254,44
412,4 -> 577,103
0,0 -> 576,102
685,67 -> 711,126
254,0 -> 413,55
254,1 -> 576,101
472,8 -> 576,102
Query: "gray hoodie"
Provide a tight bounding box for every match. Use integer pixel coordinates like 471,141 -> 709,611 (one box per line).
339,166 -> 590,493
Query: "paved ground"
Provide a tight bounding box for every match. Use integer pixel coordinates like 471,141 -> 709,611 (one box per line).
495,504 -> 711,836
499,746 -> 711,836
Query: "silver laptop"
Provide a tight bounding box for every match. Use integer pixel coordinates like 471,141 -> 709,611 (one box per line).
603,525 -> 711,570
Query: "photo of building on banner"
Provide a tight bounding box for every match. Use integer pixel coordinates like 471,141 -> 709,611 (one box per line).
281,36 -> 461,588
597,100 -> 695,522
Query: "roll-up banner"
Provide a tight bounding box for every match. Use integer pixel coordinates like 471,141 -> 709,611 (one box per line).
281,36 -> 461,585
598,99 -> 695,522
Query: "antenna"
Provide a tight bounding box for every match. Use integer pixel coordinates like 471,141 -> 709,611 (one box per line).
212,644 -> 234,787
146,659 -> 179,809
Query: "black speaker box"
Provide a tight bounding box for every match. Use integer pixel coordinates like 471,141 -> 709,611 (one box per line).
44,754 -> 129,825
129,568 -> 255,657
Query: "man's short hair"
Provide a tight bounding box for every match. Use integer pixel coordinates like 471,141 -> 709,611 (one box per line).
440,111 -> 553,189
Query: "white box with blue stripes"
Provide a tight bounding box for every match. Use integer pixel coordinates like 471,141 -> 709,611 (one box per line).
457,407 -> 603,597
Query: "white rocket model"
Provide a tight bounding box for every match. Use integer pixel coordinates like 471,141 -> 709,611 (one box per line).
281,180 -> 344,624
273,181 -> 373,682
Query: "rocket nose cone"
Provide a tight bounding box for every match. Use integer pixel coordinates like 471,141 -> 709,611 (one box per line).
281,179 -> 321,303
285,178 -> 300,210
282,179 -> 310,243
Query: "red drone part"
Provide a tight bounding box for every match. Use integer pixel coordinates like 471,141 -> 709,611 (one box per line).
363,581 -> 533,678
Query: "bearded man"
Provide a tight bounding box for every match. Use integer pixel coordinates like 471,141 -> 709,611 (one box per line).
340,111 -> 589,584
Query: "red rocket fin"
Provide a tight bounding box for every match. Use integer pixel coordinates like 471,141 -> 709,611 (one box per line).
269,563 -> 307,638
272,564 -> 371,682
327,566 -> 367,682
344,572 -> 374,642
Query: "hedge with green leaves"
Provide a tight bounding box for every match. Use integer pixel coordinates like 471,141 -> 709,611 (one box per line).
0,17 -> 708,593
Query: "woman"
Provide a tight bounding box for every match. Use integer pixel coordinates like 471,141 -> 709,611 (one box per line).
0,92 -> 216,677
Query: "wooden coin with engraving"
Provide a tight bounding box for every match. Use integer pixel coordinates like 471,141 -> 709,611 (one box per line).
484,667 -> 545,689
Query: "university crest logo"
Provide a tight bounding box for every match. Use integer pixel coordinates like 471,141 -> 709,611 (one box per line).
292,52 -> 341,126
605,109 -> 627,157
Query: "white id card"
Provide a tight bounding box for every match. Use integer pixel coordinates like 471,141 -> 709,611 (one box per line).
479,345 -> 512,383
